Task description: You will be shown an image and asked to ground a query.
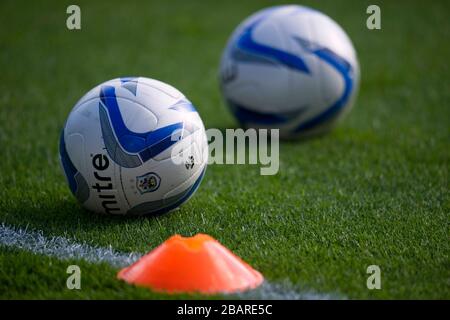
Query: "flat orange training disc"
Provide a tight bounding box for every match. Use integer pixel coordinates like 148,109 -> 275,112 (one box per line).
117,234 -> 264,294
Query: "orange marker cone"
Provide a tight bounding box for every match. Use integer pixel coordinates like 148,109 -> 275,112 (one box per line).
117,234 -> 264,294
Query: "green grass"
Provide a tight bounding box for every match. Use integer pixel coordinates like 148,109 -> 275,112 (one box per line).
0,0 -> 449,299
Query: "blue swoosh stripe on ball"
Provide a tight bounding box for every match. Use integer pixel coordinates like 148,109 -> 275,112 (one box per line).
59,131 -> 90,202
59,130 -> 77,194
138,134 -> 179,163
99,85 -> 184,155
292,37 -> 353,132
235,14 -> 310,73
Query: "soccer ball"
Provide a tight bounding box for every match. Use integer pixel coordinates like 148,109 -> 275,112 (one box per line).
219,5 -> 360,138
59,77 -> 208,215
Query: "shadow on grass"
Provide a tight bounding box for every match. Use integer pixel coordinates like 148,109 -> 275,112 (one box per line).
0,195 -> 171,237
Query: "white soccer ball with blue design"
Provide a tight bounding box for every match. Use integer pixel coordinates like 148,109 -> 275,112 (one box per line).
219,5 -> 360,138
60,77 -> 208,215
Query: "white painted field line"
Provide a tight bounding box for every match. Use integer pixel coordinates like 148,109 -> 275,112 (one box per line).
0,223 -> 340,299
0,223 -> 141,268
236,281 -> 341,300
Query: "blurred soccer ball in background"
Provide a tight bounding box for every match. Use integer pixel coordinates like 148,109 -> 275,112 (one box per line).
219,5 -> 360,138
60,77 -> 208,215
